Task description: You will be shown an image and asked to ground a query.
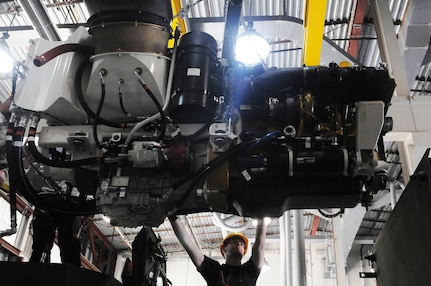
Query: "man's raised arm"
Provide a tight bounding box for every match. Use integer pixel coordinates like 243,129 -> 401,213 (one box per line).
169,216 -> 205,267
251,218 -> 267,269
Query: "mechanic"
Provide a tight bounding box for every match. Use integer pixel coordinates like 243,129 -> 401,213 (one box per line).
169,215 -> 267,286
28,169 -> 97,266
29,209 -> 82,266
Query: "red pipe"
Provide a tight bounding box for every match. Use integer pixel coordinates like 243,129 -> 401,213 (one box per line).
33,43 -> 94,67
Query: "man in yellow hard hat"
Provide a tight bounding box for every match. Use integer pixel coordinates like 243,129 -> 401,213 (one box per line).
219,232 -> 249,262
169,216 -> 267,286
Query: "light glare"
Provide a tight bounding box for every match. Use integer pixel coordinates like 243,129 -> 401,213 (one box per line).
235,32 -> 270,65
0,49 -> 14,73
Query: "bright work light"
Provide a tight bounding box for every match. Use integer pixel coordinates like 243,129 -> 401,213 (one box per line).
235,30 -> 270,66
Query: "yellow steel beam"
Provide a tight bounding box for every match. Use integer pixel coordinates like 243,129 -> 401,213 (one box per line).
169,0 -> 188,47
302,0 -> 328,66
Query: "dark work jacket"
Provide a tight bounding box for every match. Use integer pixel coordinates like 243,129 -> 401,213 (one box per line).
198,255 -> 261,286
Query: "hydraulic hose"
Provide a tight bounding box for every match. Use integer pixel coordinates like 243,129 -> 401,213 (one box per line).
245,130 -> 284,151
168,139 -> 258,214
122,72 -> 170,152
6,113 -> 41,211
19,152 -> 98,215
1,113 -> 19,237
170,130 -> 284,214
75,60 -> 127,128
93,72 -> 107,150
14,141 -> 99,215
135,71 -> 167,141
27,128 -> 101,168
7,112 -> 98,215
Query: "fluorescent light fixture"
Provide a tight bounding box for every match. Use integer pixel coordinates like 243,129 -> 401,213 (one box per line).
235,30 -> 270,66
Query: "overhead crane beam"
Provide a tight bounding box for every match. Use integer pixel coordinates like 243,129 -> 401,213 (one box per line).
370,0 -> 410,99
302,0 -> 328,66
170,0 -> 189,47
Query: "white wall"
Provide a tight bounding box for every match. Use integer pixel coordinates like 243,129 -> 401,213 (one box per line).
167,258 -> 206,286
346,244 -> 378,286
165,244 -> 344,286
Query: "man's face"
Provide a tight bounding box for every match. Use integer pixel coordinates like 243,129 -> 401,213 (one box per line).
222,237 -> 246,259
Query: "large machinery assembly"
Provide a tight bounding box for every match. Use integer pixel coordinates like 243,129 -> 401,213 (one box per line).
7,0 -> 396,229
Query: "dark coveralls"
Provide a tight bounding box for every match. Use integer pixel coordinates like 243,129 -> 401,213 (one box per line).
29,208 -> 82,266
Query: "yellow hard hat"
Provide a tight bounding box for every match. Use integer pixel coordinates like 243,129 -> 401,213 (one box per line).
220,232 -> 249,255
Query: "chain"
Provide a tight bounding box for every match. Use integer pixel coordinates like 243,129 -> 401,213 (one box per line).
173,0 -> 204,19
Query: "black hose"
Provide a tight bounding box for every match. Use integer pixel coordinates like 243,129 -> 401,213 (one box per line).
174,129 -> 282,192
170,139 -> 258,211
119,91 -> 135,118
6,122 -> 41,208
6,119 -> 28,197
27,139 -> 100,168
162,121 -> 212,148
245,130 -> 284,151
7,119 -> 98,215
74,60 -> 127,128
11,64 -> 18,97
27,127 -> 100,168
136,74 -> 167,141
15,144 -> 98,215
93,77 -> 106,150
4,120 -> 18,231
171,129 -> 285,211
